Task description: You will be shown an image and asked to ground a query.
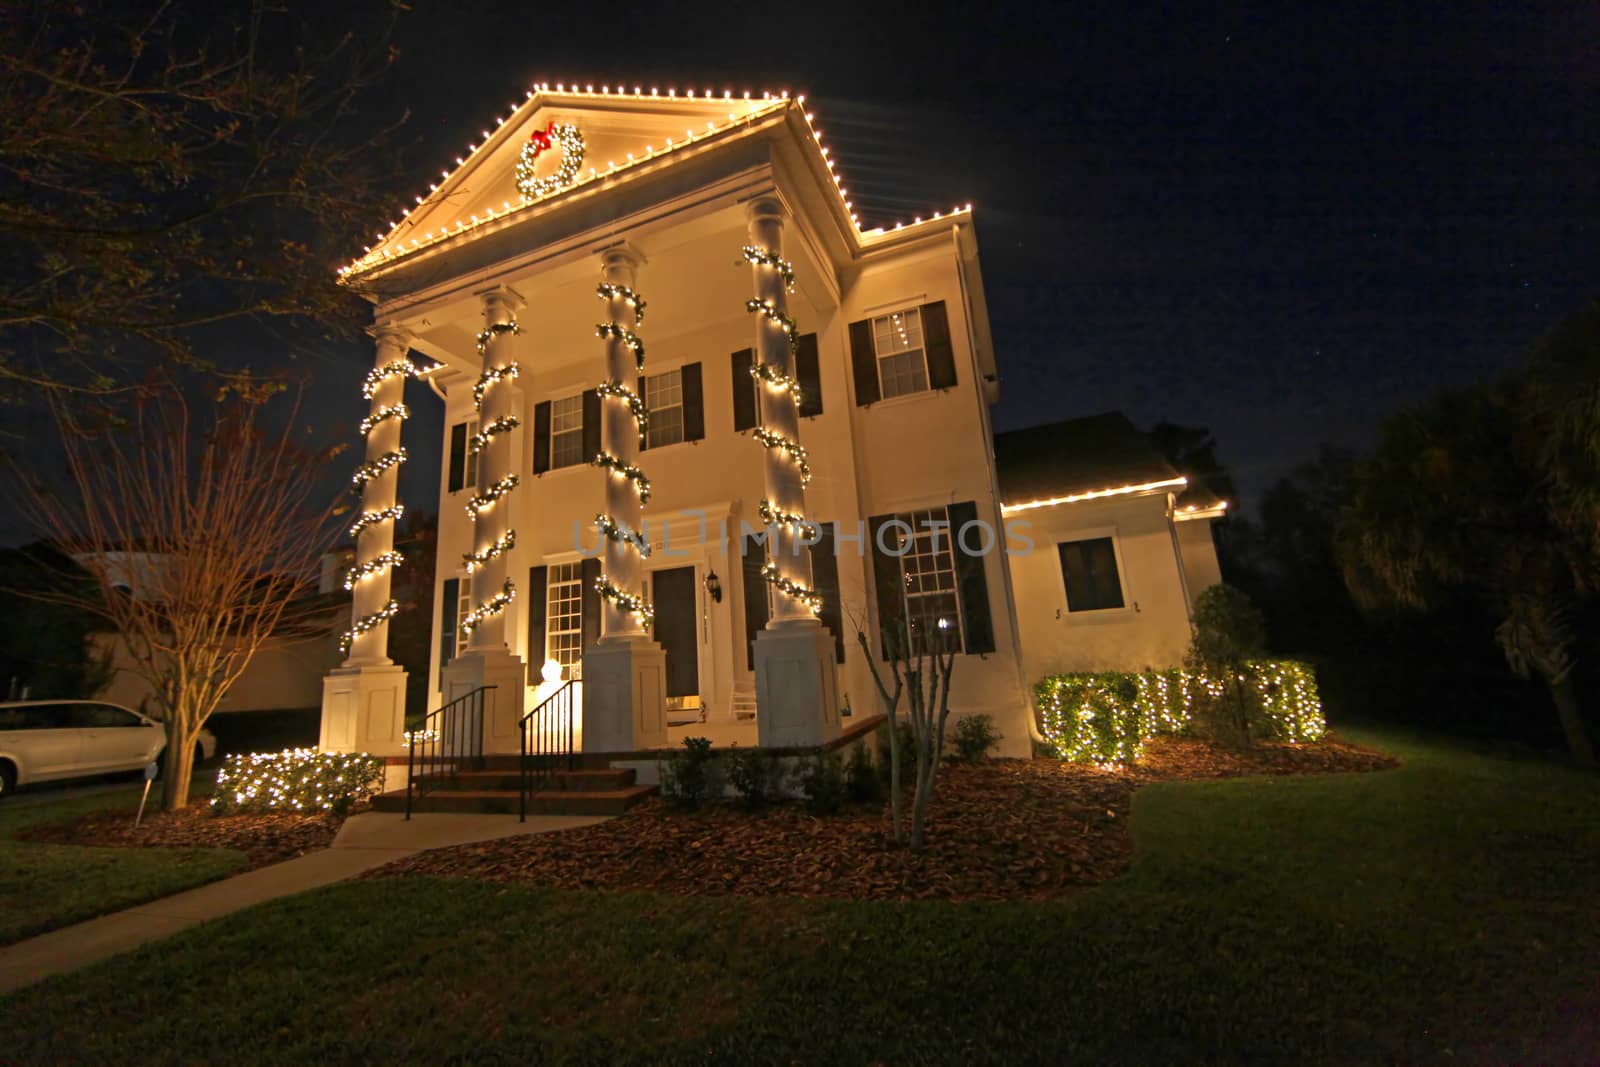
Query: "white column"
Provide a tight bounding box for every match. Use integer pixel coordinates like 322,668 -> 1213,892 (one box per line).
597,247 -> 649,641
744,196 -> 842,748
464,287 -> 523,651
343,326 -> 412,666
746,197 -> 819,624
320,325 -> 413,755
581,244 -> 667,753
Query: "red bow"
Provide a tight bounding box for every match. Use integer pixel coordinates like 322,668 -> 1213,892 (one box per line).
526,122 -> 555,155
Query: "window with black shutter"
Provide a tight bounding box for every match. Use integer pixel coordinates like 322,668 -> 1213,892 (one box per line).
1058,537 -> 1125,612
866,502 -> 994,657
741,532 -> 770,670
532,401 -> 552,474
438,577 -> 460,674
447,423 -> 468,492
731,348 -> 757,431
794,333 -> 822,417
807,522 -> 845,663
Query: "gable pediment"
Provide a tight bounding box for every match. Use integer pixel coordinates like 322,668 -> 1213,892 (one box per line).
345,88 -> 790,277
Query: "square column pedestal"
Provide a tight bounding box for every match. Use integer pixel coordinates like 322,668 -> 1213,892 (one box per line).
754,619 -> 843,748
440,649 -> 527,755
320,665 -> 408,756
582,636 -> 668,752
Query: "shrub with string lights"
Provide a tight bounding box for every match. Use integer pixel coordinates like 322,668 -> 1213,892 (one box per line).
211,750 -> 386,815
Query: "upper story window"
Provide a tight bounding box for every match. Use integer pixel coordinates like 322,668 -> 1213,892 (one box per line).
873,308 -> 929,399
447,418 -> 480,493
1057,536 -> 1125,612
549,394 -> 585,469
645,369 -> 684,448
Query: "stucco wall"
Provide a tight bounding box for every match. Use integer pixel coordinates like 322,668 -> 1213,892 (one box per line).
1008,493 -> 1196,684
1174,518 -> 1223,602
94,630 -> 341,715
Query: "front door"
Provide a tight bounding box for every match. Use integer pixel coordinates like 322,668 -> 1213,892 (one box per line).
650,566 -> 699,705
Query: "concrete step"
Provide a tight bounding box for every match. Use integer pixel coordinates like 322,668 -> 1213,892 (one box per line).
424,768 -> 637,793
370,784 -> 653,817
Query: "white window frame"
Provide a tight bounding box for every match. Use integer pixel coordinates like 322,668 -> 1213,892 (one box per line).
549,393 -> 585,470
1054,525 -> 1136,619
454,579 -> 472,656
463,418 -> 480,489
871,307 -> 930,400
544,561 -> 584,679
644,368 -> 685,449
889,505 -> 964,654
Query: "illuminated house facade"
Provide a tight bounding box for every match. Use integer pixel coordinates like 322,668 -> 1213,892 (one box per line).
318,84 -> 1224,765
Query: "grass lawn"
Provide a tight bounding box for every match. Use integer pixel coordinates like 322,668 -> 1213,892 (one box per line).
0,782 -> 246,947
3,726 -> 1597,1064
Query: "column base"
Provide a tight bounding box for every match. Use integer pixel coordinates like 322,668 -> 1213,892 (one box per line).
754,618 -> 842,748
581,636 -> 667,752
319,664 -> 409,756
440,647 -> 527,755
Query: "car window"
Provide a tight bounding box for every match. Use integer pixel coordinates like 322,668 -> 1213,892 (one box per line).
74,704 -> 144,728
0,704 -> 73,730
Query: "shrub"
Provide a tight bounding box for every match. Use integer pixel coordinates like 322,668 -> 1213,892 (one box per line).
844,741 -> 883,803
949,713 -> 1002,761
210,749 -> 386,815
659,736 -> 723,809
1186,585 -> 1269,747
798,752 -> 846,815
1035,662 -> 1326,764
727,746 -> 786,807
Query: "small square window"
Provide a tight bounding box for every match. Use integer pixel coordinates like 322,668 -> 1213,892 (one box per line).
872,309 -> 929,399
645,369 -> 684,448
550,394 -> 585,469
1057,537 -> 1125,612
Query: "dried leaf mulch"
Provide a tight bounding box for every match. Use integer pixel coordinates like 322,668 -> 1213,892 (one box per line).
19,805 -> 345,870
373,734 -> 1397,903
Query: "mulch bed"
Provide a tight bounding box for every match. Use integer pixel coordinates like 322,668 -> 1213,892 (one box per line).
373,734 -> 1397,903
19,806 -> 345,870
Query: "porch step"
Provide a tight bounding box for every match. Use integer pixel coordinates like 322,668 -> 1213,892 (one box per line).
371,785 -> 653,816
430,768 -> 637,793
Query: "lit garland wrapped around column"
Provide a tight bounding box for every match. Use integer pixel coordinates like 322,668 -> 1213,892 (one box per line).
341,331 -> 419,660
591,255 -> 654,630
461,298 -> 522,642
742,221 -> 822,618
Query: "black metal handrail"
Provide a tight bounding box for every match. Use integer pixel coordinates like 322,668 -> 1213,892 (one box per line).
520,679 -> 576,822
405,685 -> 493,820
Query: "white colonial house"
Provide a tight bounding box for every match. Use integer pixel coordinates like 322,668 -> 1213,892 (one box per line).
318,84 -> 1225,798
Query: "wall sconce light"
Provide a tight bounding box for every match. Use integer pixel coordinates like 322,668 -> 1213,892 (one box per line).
704,570 -> 722,603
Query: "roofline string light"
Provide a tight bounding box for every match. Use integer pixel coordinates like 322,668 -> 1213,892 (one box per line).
336,85 -> 974,280
999,476 -> 1190,515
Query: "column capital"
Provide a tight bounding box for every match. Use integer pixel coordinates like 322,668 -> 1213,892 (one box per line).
476,284 -> 526,319
745,195 -> 787,227
599,242 -> 645,274
367,323 -> 413,352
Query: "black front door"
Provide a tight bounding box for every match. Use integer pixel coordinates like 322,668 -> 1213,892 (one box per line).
651,566 -> 699,699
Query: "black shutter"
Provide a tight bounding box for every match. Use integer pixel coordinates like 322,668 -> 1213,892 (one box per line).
526,565 -> 548,666
808,522 -> 845,663
580,556 -> 601,651
742,532 -> 770,671
438,577 -> 459,674
921,301 -> 958,390
849,319 -> 879,406
681,361 -> 704,442
447,423 -> 467,492
731,348 -> 757,431
582,388 -> 601,460
947,501 -> 995,654
795,333 -> 822,417
532,401 -> 552,474
867,514 -> 904,660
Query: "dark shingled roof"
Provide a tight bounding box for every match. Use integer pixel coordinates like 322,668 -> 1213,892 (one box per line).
992,412 -> 1185,505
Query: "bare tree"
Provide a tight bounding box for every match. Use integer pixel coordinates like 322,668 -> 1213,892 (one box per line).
851,600 -> 959,853
15,380 -> 343,808
0,1 -> 405,396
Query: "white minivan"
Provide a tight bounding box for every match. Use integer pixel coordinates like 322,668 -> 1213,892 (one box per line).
0,700 -> 209,799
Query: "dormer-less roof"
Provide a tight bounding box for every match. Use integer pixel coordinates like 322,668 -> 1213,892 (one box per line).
337,82 -> 975,283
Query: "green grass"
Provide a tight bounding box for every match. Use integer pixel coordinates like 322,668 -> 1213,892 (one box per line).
3,726 -> 1597,1064
0,783 -> 246,947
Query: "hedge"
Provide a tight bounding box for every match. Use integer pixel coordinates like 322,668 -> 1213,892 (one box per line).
210,749 -> 387,814
1035,662 -> 1326,765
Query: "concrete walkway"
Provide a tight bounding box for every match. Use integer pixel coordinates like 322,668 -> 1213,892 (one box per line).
0,811 -> 606,996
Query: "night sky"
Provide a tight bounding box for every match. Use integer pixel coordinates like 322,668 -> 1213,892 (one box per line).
314,0 -> 1597,514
